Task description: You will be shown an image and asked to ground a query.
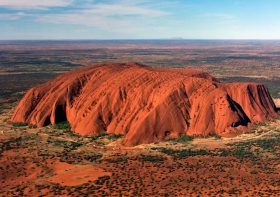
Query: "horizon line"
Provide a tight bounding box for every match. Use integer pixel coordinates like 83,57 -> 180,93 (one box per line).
1,38 -> 280,42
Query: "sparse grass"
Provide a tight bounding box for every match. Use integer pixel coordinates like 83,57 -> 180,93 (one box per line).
0,134 -> 38,155
59,152 -> 103,164
152,147 -> 209,158
217,147 -> 255,160
230,137 -> 280,157
47,138 -> 83,151
255,122 -> 270,127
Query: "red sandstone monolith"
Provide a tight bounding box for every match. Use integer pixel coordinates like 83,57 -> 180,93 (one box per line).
11,62 -> 278,146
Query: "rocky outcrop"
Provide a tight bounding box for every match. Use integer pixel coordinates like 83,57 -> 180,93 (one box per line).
11,62 -> 278,146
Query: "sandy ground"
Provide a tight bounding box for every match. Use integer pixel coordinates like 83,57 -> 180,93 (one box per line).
48,161 -> 111,186
0,107 -> 279,196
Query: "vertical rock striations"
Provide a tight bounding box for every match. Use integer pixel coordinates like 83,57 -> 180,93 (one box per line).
11,63 -> 278,146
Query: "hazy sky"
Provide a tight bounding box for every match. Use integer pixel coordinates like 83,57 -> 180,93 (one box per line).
0,0 -> 280,40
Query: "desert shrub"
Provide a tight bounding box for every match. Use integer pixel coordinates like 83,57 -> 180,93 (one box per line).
47,138 -> 83,150
104,157 -> 128,163
12,122 -> 28,127
68,141 -> 83,149
152,147 -> 209,158
107,134 -> 123,140
251,170 -> 258,174
171,135 -> 193,143
59,152 -> 102,164
86,133 -> 108,141
28,125 -> 37,129
35,184 -> 50,191
217,147 -> 255,160
177,149 -> 208,158
228,188 -> 240,195
138,155 -> 165,162
54,121 -> 71,131
1,135 -> 37,154
210,133 -> 222,140
53,122 -> 82,138
231,137 -> 279,155
38,150 -> 56,158
253,138 -> 279,150
95,176 -> 110,185
84,154 -> 103,162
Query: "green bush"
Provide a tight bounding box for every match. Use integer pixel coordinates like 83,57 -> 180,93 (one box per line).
87,133 -> 108,141
28,125 -> 37,129
54,121 -> 71,131
107,134 -> 123,140
105,157 -> 128,163
210,134 -> 222,140
139,155 -> 165,162
12,122 -> 28,127
95,176 -> 110,185
171,135 -> 193,143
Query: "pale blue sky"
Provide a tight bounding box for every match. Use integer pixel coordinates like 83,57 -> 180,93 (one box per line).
0,0 -> 280,40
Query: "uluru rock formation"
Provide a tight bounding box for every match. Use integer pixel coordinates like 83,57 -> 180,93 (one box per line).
11,62 -> 278,146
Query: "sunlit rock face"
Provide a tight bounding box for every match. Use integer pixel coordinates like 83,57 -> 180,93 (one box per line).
11,62 -> 278,146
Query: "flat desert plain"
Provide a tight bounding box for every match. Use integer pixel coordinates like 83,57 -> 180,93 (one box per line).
0,40 -> 280,196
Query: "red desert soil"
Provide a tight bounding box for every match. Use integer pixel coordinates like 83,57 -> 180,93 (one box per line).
11,62 -> 278,146
48,161 -> 111,186
1,107 -> 279,196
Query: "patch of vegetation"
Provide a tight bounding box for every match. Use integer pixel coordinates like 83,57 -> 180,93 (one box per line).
251,138 -> 279,150
153,135 -> 279,161
84,133 -> 124,141
54,121 -> 71,131
214,135 -> 280,161
251,170 -> 258,174
170,135 -> 193,143
86,133 -> 108,141
210,133 -> 222,140
0,137 -> 22,155
38,150 -> 58,158
0,134 -> 38,155
231,137 -> 280,157
138,155 -> 165,163
59,152 -> 102,164
104,157 -> 128,163
47,138 -> 83,151
217,148 -> 255,160
256,122 -> 270,127
228,188 -> 240,195
107,134 -> 123,140
28,125 -> 37,129
152,147 -> 209,158
84,154 -> 103,162
95,176 -> 110,185
12,122 -> 28,127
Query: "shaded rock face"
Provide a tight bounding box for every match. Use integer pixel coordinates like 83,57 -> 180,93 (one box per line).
11,62 -> 278,146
